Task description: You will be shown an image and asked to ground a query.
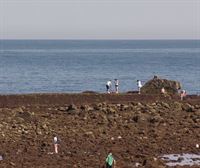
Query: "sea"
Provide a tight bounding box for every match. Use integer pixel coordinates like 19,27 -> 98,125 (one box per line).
0,40 -> 200,94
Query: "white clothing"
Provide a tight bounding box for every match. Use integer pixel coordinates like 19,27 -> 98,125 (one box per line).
107,81 -> 112,87
54,136 -> 58,144
137,80 -> 142,88
161,88 -> 165,93
182,90 -> 186,94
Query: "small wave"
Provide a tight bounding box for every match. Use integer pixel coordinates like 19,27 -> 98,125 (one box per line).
0,48 -> 200,54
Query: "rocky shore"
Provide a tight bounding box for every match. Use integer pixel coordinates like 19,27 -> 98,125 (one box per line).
0,93 -> 200,168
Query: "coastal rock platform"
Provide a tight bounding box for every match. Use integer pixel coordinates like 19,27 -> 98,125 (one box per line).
0,93 -> 200,168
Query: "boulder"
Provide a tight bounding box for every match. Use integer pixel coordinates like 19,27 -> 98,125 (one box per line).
16,111 -> 33,122
58,107 -> 68,111
67,104 -> 78,111
106,107 -> 116,114
148,115 -> 164,124
80,105 -> 93,111
120,104 -> 129,111
173,102 -> 183,111
160,102 -> 170,109
141,76 -> 181,94
182,103 -> 195,112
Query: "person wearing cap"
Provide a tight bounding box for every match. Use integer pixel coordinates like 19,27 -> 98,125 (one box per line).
105,153 -> 116,168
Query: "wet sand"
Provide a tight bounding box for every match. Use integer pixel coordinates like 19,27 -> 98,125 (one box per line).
0,93 -> 200,168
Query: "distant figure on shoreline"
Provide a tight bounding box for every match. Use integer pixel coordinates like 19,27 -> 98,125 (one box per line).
106,80 -> 112,94
137,80 -> 142,94
53,135 -> 60,154
114,79 -> 119,93
105,152 -> 116,168
180,90 -> 187,100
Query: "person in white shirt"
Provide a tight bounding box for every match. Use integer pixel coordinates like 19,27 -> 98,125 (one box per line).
53,135 -> 59,154
114,79 -> 119,93
106,80 -> 112,93
137,80 -> 142,94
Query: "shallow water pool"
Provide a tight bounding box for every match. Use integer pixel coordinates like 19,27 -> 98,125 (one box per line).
161,153 -> 200,167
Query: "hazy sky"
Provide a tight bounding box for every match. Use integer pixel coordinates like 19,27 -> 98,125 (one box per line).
0,0 -> 200,39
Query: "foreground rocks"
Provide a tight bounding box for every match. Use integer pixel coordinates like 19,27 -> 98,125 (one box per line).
0,94 -> 200,168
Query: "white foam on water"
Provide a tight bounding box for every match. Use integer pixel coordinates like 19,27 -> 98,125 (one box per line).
161,153 -> 200,166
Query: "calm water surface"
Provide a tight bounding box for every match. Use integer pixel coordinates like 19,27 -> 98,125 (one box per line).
0,40 -> 199,94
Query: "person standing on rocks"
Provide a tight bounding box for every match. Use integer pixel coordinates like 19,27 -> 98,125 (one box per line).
180,90 -> 186,100
105,152 -> 116,168
106,80 -> 112,94
53,135 -> 60,154
114,79 -> 119,93
137,80 -> 142,94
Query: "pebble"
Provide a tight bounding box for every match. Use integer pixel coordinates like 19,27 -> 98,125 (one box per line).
135,162 -> 140,167
117,136 -> 122,139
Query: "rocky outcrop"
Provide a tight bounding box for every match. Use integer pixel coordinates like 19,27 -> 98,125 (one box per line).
141,76 -> 181,94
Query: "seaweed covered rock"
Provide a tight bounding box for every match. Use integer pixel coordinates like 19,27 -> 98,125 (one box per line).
141,76 -> 181,94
